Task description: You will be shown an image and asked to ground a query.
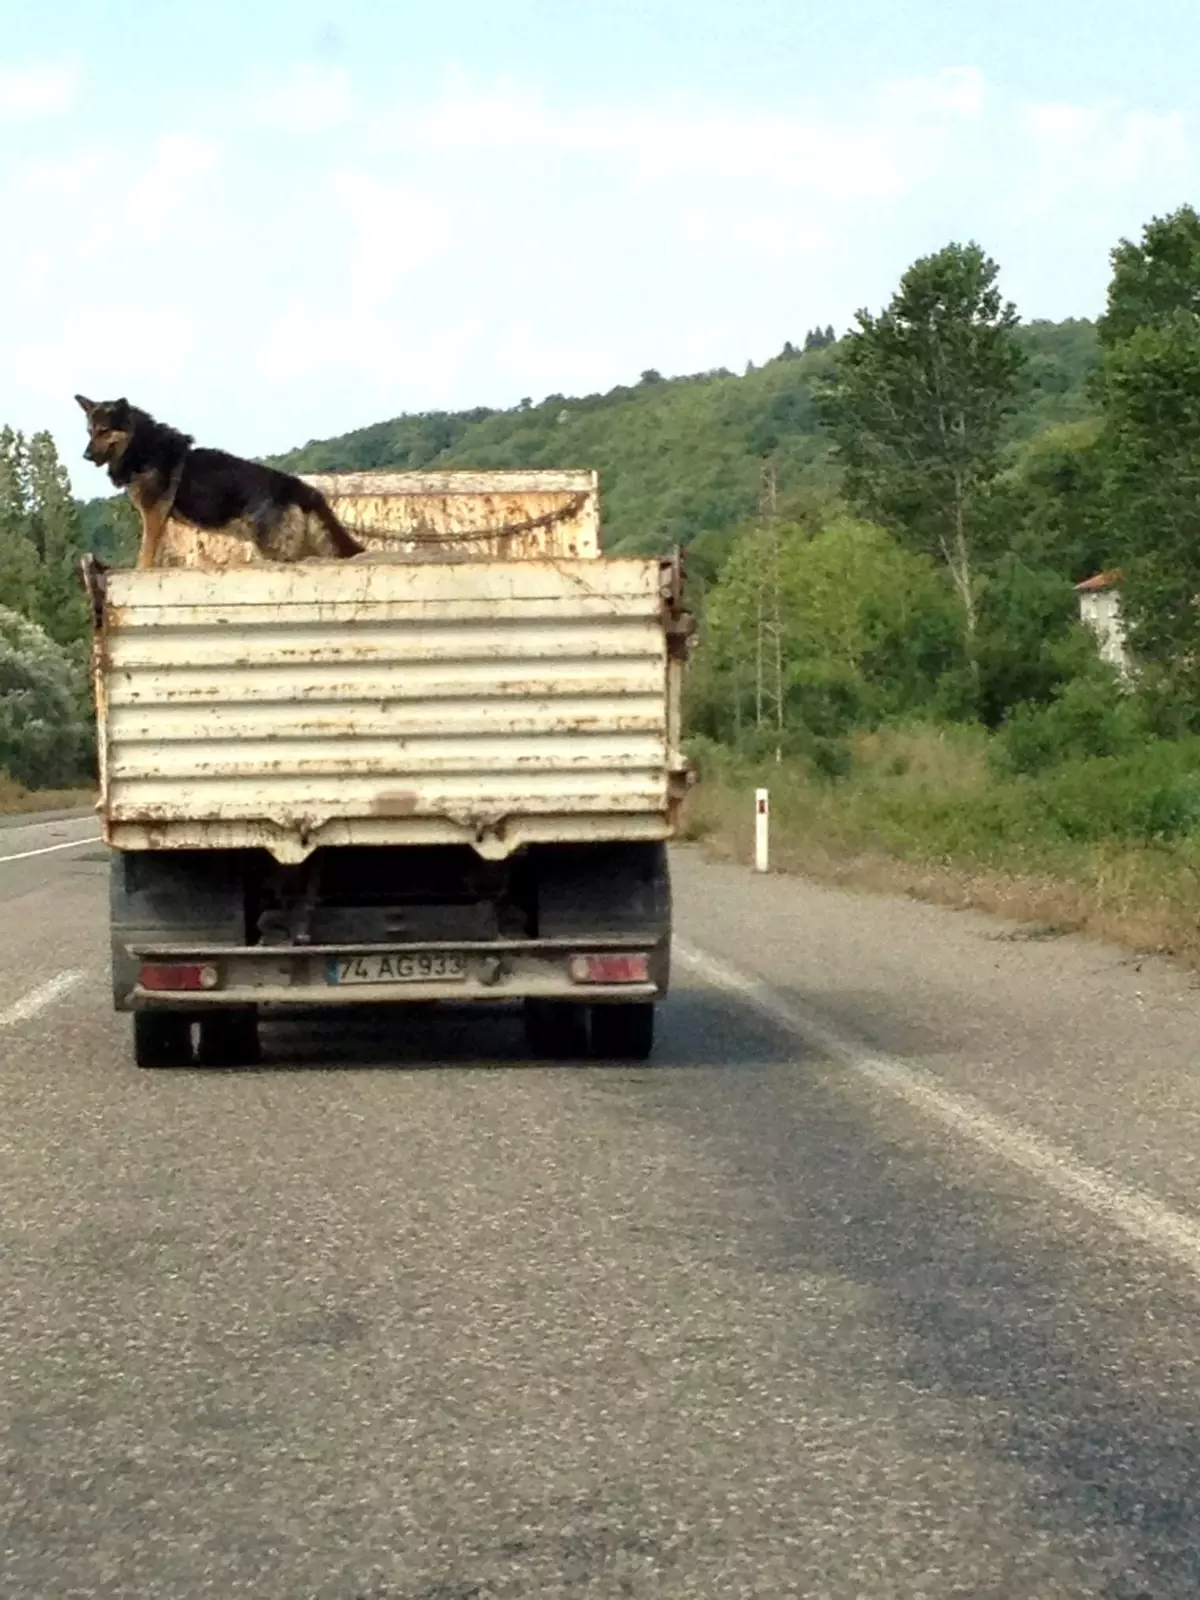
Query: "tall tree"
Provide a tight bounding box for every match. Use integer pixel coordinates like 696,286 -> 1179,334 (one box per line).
0,605 -> 88,789
1098,204 -> 1200,348
0,428 -> 37,616
1101,315 -> 1200,675
817,242 -> 1025,654
988,420 -> 1108,583
1097,207 -> 1200,678
696,515 -> 958,745
26,431 -> 86,646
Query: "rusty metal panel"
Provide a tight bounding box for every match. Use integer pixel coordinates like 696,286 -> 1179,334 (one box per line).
154,468 -> 600,569
97,556 -> 685,862
312,469 -> 601,561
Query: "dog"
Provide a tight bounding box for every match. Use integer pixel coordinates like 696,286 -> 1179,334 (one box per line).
75,395 -> 363,569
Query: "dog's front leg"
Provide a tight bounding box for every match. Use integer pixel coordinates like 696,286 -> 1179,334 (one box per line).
136,506 -> 168,570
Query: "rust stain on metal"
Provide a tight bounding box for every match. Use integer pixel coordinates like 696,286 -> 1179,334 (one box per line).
665,760 -> 697,829
658,546 -> 695,661
305,470 -> 600,563
371,789 -> 419,816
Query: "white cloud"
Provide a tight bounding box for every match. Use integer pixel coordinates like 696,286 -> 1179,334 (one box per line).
882,67 -> 986,120
124,133 -> 223,233
371,71 -> 946,199
0,61 -> 77,123
11,132 -> 224,300
1016,100 -> 1188,215
330,171 -> 453,301
250,63 -> 353,134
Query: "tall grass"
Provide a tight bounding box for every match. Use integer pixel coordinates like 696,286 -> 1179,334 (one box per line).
0,771 -> 95,815
681,725 -> 1200,966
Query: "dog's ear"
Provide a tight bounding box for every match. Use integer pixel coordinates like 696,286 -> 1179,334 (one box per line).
110,398 -> 131,425
75,394 -> 96,415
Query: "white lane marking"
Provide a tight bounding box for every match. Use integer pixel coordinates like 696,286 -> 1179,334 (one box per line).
0,835 -> 102,866
676,939 -> 1200,1279
0,969 -> 86,1028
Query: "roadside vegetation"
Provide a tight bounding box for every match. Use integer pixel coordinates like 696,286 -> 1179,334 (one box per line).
0,601 -> 92,805
681,726 -> 1200,965
0,772 -> 94,815
676,206 -> 1200,960
0,426 -> 106,804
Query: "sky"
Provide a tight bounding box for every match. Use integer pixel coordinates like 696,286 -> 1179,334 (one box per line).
1,0 -> 1197,495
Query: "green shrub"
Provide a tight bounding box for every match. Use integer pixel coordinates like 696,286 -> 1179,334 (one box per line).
807,736 -> 854,781
991,672 -> 1147,776
784,659 -> 865,739
0,607 -> 89,789
1031,742 -> 1200,844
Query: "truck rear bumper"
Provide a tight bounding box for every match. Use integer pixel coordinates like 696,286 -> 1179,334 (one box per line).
120,935 -> 667,1010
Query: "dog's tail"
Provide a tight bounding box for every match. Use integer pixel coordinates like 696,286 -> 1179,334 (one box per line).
291,480 -> 364,558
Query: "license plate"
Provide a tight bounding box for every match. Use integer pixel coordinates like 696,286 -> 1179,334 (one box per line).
325,952 -> 468,985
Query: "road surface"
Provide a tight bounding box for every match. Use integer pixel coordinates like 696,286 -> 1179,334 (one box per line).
5,812 -> 1200,1597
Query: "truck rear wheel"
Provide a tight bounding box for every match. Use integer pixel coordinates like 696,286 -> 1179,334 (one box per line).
134,1010 -> 193,1070
195,1009 -> 261,1068
589,1002 -> 655,1062
523,999 -> 589,1060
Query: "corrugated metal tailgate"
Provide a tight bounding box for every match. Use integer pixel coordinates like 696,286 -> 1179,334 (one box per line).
99,558 -> 672,862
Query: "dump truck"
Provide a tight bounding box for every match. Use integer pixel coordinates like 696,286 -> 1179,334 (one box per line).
83,469 -> 693,1069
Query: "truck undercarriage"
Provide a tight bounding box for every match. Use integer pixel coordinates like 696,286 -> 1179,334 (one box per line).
112,840 -> 671,1067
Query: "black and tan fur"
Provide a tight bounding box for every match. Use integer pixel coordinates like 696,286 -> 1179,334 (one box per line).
75,395 -> 362,569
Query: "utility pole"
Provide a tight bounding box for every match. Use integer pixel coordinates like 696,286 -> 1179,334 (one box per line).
732,614 -> 744,743
755,460 -> 784,760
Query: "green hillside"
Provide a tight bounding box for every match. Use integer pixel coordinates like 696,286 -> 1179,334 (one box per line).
271,319 -> 1099,568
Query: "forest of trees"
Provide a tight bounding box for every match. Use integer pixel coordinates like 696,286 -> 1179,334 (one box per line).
684,209 -> 1200,779
0,428 -> 94,788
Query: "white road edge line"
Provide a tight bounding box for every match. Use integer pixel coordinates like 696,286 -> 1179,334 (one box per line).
675,938 -> 1200,1280
0,969 -> 86,1028
0,835 -> 102,866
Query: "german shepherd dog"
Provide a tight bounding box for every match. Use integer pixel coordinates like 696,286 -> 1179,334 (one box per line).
75,395 -> 362,569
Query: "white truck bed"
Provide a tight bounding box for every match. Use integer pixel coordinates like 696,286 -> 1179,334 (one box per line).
94,554 -> 690,864
89,470 -> 687,1063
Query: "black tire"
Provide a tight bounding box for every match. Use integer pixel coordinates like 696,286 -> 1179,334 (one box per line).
589,1002 -> 655,1062
523,998 -> 589,1060
133,1010 -> 193,1070
195,1008 -> 261,1068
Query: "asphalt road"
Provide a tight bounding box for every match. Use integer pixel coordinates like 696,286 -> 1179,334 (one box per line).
6,816 -> 1200,1597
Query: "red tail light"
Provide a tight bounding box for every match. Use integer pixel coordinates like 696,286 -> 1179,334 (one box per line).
139,963 -> 220,992
568,953 -> 650,985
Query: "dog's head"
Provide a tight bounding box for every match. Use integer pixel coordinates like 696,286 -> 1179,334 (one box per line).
75,394 -> 134,468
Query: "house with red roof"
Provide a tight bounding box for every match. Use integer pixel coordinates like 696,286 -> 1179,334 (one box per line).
1074,570 -> 1131,677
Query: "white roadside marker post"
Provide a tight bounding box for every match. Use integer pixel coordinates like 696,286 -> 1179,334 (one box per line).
755,788 -> 769,873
